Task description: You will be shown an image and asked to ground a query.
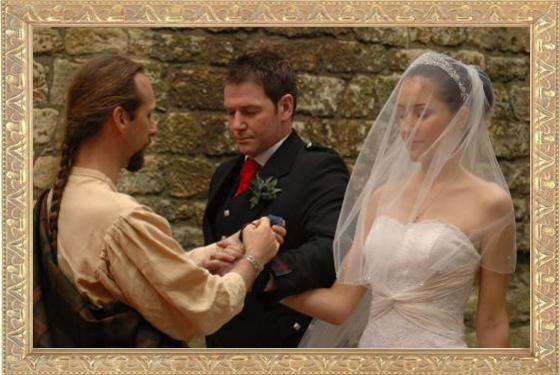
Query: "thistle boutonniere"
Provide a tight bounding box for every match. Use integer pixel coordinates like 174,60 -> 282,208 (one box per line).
249,175 -> 282,208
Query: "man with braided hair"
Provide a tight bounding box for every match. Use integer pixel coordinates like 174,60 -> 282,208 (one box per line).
33,54 -> 284,347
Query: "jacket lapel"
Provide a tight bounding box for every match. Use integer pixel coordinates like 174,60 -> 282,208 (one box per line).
242,132 -> 304,222
206,156 -> 244,211
258,131 -> 303,181
204,156 -> 244,242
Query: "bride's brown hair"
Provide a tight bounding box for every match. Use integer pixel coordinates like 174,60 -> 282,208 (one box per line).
407,60 -> 494,117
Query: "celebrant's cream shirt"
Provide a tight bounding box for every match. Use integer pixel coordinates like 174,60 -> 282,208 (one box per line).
52,167 -> 246,341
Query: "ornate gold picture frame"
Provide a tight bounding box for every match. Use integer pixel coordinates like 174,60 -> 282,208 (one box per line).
2,1 -> 557,373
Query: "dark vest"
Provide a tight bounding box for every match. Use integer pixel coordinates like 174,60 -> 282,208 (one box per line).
209,168 -> 259,241
33,190 -> 186,348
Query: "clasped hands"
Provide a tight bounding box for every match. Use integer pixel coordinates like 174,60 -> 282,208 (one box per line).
203,217 -> 286,277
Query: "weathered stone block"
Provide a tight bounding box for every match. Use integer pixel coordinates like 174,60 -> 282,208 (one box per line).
500,159 -> 529,194
465,28 -> 497,50
338,75 -> 377,118
198,113 -> 238,156
320,40 -> 361,73
172,224 -> 205,250
33,155 -> 60,190
297,74 -> 345,116
151,32 -> 235,65
154,112 -> 237,156
411,27 -> 466,46
409,28 -> 432,44
492,83 -> 513,120
33,60 -> 49,105
321,41 -> 385,73
151,33 -> 206,62
201,37 -> 236,66
516,221 -> 530,253
155,112 -> 204,154
186,201 -> 207,226
466,27 -> 529,53
391,48 -> 430,71
33,108 -> 59,145
451,50 -> 485,68
187,336 -> 206,348
509,85 -> 530,122
487,56 -> 529,82
489,120 -> 529,159
294,118 -> 367,158
135,59 -> 168,111
501,27 -> 530,53
464,331 -> 476,347
512,197 -> 529,221
359,44 -> 389,73
353,27 -> 408,47
463,291 -> 476,327
65,28 -> 128,55
510,325 -> 530,348
33,28 -> 63,54
117,155 -> 166,195
166,157 -> 214,198
50,59 -> 80,106
128,28 -> 155,58
248,39 -> 319,71
373,73 -> 401,108
169,66 -> 225,110
117,169 -> 165,195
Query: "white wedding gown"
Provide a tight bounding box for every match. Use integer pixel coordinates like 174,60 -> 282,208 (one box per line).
357,215 -> 481,348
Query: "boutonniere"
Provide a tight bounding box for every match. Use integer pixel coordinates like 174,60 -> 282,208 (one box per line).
249,175 -> 282,209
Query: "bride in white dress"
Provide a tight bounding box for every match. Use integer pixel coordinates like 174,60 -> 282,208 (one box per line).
282,52 -> 517,348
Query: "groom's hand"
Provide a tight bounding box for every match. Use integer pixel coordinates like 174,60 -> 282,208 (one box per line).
272,224 -> 287,245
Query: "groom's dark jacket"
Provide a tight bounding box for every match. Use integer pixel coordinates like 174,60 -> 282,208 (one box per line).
203,131 -> 349,347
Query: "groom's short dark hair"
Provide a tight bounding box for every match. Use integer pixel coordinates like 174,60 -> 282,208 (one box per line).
226,49 -> 298,114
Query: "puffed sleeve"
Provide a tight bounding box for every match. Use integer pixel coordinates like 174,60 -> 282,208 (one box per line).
96,207 -> 246,340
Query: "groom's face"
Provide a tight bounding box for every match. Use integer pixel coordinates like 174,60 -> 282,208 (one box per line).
224,81 -> 289,158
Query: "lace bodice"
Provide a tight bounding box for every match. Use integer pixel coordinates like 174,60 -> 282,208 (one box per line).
358,215 -> 481,348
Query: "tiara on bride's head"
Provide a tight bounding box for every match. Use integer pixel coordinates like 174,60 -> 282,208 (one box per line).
411,52 -> 469,102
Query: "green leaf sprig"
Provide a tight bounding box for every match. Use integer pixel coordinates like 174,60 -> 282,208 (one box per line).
249,175 -> 282,208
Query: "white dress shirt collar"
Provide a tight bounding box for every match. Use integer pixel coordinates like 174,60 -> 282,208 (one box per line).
251,132 -> 291,167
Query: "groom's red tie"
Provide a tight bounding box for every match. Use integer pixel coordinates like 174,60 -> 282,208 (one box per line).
235,158 -> 260,197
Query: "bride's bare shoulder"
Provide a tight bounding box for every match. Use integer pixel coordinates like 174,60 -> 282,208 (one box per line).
369,179 -> 399,200
367,178 -> 408,210
463,172 -> 513,217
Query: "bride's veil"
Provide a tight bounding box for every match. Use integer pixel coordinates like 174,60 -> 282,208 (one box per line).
299,52 -> 517,348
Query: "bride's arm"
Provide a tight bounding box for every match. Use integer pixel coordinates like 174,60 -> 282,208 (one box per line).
281,282 -> 367,325
281,186 -> 384,325
475,269 -> 510,347
475,190 -> 514,348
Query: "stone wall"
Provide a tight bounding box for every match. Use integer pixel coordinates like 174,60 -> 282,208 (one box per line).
32,26 -> 530,347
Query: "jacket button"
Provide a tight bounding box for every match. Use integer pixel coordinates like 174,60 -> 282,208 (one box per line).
293,322 -> 301,331
224,209 -> 230,217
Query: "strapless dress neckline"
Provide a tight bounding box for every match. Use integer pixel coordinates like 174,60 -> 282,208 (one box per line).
357,215 -> 481,348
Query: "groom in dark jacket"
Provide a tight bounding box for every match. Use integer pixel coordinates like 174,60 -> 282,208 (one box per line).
202,50 -> 349,347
